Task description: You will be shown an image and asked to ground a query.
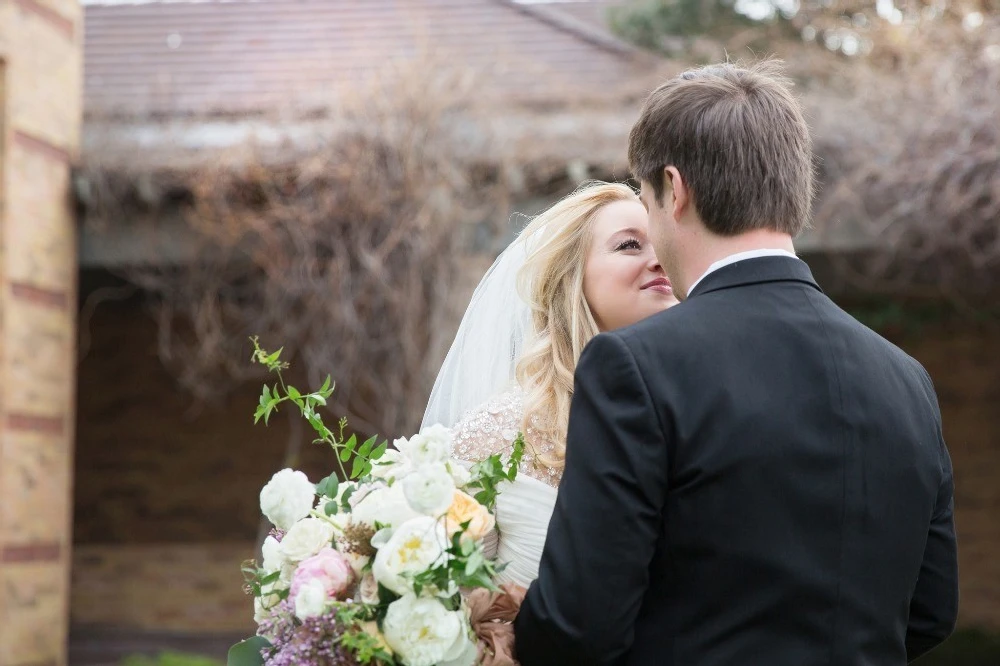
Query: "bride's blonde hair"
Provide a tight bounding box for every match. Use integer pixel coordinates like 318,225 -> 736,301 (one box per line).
514,181 -> 639,470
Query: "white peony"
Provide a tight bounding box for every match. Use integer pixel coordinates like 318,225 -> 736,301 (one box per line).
261,535 -> 285,573
350,482 -> 422,533
280,517 -> 336,563
372,517 -> 447,596
439,629 -> 478,666
294,578 -> 328,620
260,469 -> 316,531
399,425 -> 454,465
381,594 -> 466,666
402,464 -> 456,516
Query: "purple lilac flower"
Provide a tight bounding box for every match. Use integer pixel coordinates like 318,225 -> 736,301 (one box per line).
258,600 -> 362,666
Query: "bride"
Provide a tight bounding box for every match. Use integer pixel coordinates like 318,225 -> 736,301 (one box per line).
422,181 -> 678,587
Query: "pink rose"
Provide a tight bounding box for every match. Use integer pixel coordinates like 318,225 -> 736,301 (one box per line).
289,547 -> 355,605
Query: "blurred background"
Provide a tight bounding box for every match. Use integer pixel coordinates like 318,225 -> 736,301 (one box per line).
0,0 -> 996,664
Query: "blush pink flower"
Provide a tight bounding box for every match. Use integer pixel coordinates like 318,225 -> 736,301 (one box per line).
289,547 -> 355,606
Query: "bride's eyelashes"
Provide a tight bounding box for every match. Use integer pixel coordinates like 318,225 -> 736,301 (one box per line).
614,238 -> 642,252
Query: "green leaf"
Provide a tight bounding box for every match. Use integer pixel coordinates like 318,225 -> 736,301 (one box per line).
316,473 -> 339,499
325,501 -> 339,516
370,440 -> 388,461
350,455 -> 366,479
340,485 -> 356,510
465,550 -> 484,576
287,386 -> 301,400
344,434 -> 358,455
358,435 -> 378,459
265,348 -> 283,366
258,570 -> 281,586
227,636 -> 270,666
320,374 -> 332,394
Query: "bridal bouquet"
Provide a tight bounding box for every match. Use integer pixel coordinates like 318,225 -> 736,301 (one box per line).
229,339 -> 523,666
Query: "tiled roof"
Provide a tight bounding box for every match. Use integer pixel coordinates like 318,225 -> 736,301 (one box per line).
84,0 -> 646,118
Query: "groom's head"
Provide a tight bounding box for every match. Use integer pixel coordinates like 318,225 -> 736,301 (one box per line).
628,61 -> 814,281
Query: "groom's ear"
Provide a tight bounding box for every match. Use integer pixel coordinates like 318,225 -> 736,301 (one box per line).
664,166 -> 689,220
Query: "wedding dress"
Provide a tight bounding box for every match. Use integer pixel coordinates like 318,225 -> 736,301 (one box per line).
451,389 -> 561,587
421,216 -> 563,587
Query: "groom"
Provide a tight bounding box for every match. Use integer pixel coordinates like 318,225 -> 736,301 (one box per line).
514,61 -> 958,665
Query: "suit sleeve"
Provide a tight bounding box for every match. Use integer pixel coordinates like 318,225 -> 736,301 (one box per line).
514,332 -> 669,666
906,370 -> 959,662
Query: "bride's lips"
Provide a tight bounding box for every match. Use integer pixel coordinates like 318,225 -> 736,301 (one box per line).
641,277 -> 673,295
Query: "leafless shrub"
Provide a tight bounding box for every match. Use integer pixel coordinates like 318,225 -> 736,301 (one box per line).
80,61 -> 511,437
808,16 -> 1000,303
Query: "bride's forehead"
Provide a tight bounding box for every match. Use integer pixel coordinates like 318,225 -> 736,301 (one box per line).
592,201 -> 649,235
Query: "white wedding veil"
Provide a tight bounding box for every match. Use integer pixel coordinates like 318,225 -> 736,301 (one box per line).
421,232 -> 534,430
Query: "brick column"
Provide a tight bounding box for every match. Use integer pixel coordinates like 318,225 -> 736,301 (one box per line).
0,1 -> 82,665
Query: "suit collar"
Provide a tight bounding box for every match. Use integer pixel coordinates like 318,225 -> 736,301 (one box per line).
686,255 -> 822,299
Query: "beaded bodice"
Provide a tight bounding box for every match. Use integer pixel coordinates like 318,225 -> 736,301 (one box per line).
451,389 -> 562,488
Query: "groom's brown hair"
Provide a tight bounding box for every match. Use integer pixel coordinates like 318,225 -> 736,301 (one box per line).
628,59 -> 814,237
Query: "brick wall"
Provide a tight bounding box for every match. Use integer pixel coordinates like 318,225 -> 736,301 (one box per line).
71,280 -> 1000,632
0,1 -> 82,664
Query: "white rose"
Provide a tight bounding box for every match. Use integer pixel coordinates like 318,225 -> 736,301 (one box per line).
259,469 -> 315,531
402,464 -> 456,516
401,425 -> 454,465
294,578 -> 328,621
254,592 -> 281,622
372,517 -> 447,596
280,517 -> 336,563
359,571 -> 380,605
351,483 -> 422,533
254,594 -> 283,642
381,594 -> 465,666
253,595 -> 267,624
256,577 -> 286,629
370,447 -> 413,482
446,460 -> 472,488
261,535 -> 285,573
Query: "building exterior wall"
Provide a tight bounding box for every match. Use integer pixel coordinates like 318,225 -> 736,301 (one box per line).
0,0 -> 82,664
69,280 -> 1000,633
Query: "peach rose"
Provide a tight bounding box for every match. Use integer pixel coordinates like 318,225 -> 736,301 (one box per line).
444,490 -> 495,542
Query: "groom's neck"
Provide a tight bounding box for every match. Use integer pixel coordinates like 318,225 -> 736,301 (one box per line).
677,229 -> 796,299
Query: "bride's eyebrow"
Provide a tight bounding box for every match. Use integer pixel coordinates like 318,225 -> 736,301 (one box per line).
609,227 -> 644,240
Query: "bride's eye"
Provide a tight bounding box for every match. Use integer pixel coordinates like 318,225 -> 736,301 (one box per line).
615,238 -> 642,252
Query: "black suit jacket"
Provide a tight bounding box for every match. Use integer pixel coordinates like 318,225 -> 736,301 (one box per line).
514,257 -> 958,666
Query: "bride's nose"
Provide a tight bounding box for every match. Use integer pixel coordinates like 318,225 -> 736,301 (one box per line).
647,253 -> 664,274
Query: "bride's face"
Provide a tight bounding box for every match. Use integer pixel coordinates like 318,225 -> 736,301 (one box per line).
582,199 -> 679,331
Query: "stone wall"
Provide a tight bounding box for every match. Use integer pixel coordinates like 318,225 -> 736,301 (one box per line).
0,1 -> 82,664
70,281 -> 1000,633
